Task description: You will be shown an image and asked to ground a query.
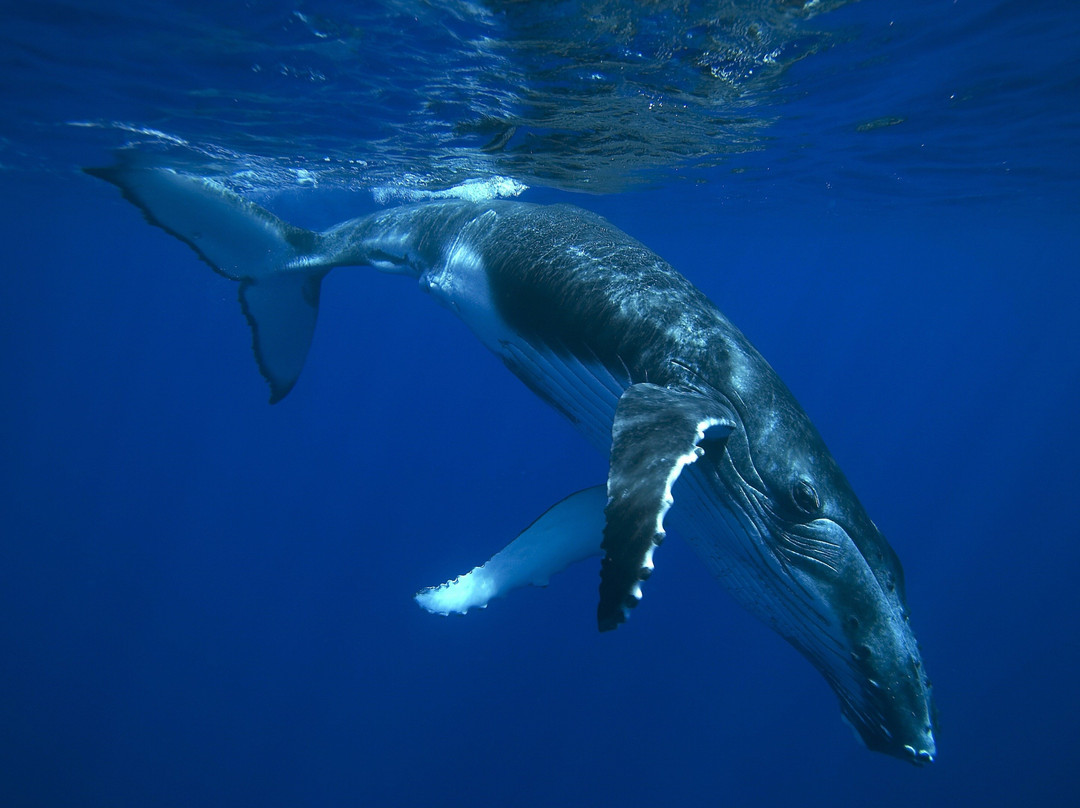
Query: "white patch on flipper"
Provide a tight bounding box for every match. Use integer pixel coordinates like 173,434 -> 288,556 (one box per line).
653,418 -> 728,536
415,486 -> 608,616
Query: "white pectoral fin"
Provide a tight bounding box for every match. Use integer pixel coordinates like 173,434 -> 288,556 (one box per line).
415,485 -> 608,616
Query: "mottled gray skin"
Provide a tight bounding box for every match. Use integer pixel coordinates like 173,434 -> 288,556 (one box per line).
314,200 -> 936,764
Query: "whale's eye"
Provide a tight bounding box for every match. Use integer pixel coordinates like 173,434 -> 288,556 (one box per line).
792,479 -> 821,515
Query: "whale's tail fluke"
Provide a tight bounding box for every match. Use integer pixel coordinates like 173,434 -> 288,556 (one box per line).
86,162 -> 331,403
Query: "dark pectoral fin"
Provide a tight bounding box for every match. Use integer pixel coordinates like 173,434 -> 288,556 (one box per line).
599,383 -> 735,631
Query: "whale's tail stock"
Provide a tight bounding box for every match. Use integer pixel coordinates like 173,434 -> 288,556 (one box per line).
86,160 -> 332,403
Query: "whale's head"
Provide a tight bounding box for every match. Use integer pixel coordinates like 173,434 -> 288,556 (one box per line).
698,394 -> 937,765
773,488 -> 939,766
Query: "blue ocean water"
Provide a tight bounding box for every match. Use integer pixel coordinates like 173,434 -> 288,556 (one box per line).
1,1 -> 1078,806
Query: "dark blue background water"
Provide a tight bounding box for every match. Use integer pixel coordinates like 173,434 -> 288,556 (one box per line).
2,1 -> 1079,806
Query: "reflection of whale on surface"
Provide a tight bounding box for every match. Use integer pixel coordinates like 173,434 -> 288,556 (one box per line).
88,159 -> 936,765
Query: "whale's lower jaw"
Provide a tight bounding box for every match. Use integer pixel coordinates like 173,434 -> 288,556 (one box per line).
669,464 -> 935,765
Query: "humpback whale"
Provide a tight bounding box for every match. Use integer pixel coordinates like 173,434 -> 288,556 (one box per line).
88,159 -> 936,765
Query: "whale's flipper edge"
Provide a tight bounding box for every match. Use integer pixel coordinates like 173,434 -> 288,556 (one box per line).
86,163 -> 330,402
599,383 -> 735,632
415,485 -> 608,616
